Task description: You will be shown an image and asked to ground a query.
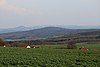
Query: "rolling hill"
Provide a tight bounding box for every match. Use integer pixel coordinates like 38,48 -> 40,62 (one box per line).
1,25 -> 100,34
0,27 -> 100,40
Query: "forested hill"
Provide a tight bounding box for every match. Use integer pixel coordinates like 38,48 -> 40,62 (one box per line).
0,27 -> 100,40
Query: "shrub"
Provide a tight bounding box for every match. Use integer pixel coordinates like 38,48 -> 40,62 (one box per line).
67,39 -> 77,49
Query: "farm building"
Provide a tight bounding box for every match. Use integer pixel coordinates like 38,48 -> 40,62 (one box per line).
79,47 -> 89,50
26,45 -> 31,48
4,45 -> 6,47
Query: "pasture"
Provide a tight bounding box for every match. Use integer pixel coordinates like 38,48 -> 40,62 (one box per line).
0,43 -> 100,67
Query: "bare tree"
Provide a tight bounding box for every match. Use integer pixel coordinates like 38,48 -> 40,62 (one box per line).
0,38 -> 5,46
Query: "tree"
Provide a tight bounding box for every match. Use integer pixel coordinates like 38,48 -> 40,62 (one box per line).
0,38 -> 5,46
67,39 -> 77,49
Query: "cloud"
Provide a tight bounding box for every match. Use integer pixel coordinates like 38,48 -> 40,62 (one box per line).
4,5 -> 36,15
0,0 -> 39,15
0,0 -> 6,7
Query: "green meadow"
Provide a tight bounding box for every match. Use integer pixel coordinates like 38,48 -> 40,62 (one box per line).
0,43 -> 100,67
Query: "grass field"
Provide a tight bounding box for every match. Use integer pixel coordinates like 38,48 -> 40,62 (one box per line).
0,43 -> 100,67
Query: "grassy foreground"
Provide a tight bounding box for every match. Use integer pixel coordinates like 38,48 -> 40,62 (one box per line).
0,43 -> 100,67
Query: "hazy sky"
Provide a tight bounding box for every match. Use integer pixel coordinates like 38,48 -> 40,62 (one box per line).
0,0 -> 100,28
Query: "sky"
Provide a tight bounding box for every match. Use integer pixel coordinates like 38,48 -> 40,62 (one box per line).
0,0 -> 100,28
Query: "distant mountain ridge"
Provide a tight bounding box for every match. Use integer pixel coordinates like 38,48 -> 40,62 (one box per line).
0,27 -> 100,40
0,26 -> 48,34
0,26 -> 32,34
1,25 -> 100,34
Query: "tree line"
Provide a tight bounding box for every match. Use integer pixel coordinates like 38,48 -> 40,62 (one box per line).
0,35 -> 100,49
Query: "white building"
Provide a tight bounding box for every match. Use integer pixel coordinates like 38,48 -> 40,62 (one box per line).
4,45 -> 6,47
26,45 -> 31,49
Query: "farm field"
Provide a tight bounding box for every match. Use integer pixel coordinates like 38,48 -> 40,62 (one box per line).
0,43 -> 100,67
